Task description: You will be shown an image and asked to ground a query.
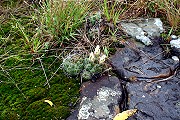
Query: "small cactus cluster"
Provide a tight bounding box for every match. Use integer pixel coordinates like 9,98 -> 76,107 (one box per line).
61,45 -> 107,80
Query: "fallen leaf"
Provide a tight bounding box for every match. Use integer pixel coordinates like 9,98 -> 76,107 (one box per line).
113,109 -> 137,120
44,100 -> 53,107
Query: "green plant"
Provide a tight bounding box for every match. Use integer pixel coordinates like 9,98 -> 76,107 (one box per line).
0,1 -> 46,54
89,11 -> 101,25
12,17 -> 48,53
61,45 -> 108,80
62,57 -> 84,77
40,0 -> 90,42
160,26 -> 173,42
102,0 -> 125,25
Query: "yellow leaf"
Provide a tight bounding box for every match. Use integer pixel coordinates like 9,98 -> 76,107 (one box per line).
113,109 -> 137,120
44,100 -> 53,107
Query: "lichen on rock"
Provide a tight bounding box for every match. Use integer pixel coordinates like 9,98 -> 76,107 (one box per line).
67,76 -> 123,120
120,18 -> 164,46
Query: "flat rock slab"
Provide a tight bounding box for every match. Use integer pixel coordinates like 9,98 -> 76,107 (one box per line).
67,76 -> 123,120
110,41 -> 179,81
127,73 -> 180,120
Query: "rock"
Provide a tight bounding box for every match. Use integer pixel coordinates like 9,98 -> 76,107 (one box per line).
171,35 -> 178,40
172,56 -> 179,61
135,34 -> 152,46
67,76 -> 123,120
170,38 -> 180,48
110,44 -> 179,81
120,22 -> 153,46
127,72 -> 180,120
109,37 -> 180,120
120,18 -> 164,46
170,37 -> 180,57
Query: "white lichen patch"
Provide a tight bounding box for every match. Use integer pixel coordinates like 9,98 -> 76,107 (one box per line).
97,88 -> 110,101
78,97 -> 92,120
154,18 -> 164,33
136,35 -> 153,46
93,87 -> 122,119
97,87 -> 121,101
120,18 -> 165,46
77,86 -> 122,120
170,38 -> 180,48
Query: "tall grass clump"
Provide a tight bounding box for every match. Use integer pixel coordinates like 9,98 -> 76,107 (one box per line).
102,0 -> 125,25
40,0 -> 90,42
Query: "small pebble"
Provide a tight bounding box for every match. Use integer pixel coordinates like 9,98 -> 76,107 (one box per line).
171,35 -> 178,40
157,85 -> 161,88
172,56 -> 179,61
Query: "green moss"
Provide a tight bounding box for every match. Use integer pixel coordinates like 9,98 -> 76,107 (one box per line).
25,87 -> 47,101
25,100 -> 70,119
1,108 -> 20,120
0,59 -> 80,119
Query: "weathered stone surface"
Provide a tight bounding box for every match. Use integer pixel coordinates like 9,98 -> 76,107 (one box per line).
110,41 -> 179,81
170,37 -> 180,57
67,76 -> 123,120
170,38 -> 180,48
120,18 -> 164,45
127,72 -> 180,120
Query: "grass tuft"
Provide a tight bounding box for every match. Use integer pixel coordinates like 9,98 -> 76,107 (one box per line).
40,0 -> 90,42
102,0 -> 126,25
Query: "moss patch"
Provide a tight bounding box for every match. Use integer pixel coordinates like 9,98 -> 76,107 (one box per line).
0,57 -> 80,119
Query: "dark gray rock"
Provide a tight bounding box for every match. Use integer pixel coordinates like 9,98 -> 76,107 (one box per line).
127,71 -> 180,120
67,76 -> 123,120
110,43 -> 179,81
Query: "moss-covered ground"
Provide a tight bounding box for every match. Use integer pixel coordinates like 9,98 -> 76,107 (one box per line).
0,55 -> 80,119
0,38 -> 80,119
